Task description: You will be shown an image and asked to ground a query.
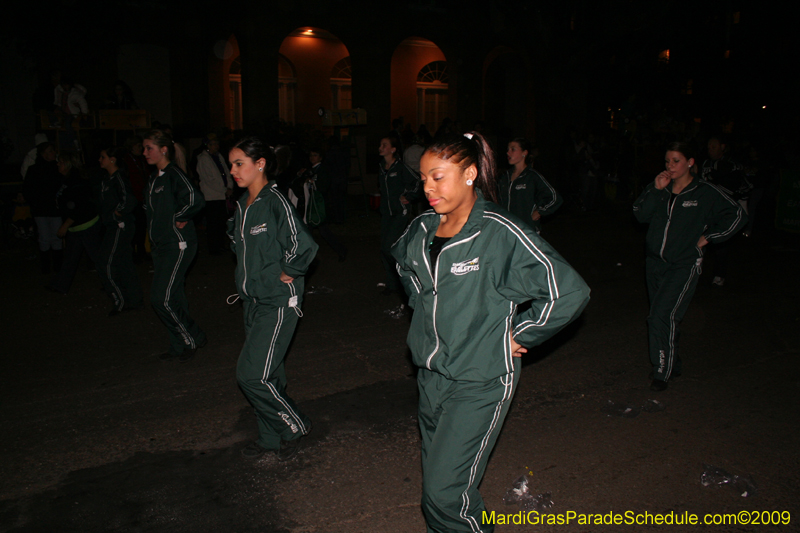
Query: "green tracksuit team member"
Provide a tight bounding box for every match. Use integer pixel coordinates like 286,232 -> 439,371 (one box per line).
633,142 -> 746,392
98,147 -> 143,316
143,129 -> 207,362
497,138 -> 562,233
378,135 -> 420,293
227,138 -> 319,461
392,132 -> 590,533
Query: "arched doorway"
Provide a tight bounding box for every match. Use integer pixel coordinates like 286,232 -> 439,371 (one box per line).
330,56 -> 352,110
278,27 -> 350,126
391,37 -> 447,132
209,34 -> 242,131
417,61 -> 448,131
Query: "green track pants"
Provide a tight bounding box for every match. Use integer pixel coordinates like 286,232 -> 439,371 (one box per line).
237,302 -> 310,450
646,257 -> 702,382
418,363 -> 520,533
100,223 -> 143,312
150,240 -> 206,356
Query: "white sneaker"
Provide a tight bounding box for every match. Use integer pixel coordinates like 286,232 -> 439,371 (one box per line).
712,276 -> 725,287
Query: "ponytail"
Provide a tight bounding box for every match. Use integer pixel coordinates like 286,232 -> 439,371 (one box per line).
511,137 -> 534,166
424,131 -> 498,203
144,128 -> 175,161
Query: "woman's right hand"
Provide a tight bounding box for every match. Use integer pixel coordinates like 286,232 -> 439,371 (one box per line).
654,170 -> 672,190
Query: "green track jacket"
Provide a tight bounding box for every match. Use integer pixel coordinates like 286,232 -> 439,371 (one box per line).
379,159 -> 420,217
497,167 -> 562,231
99,170 -> 137,226
144,163 -> 205,245
633,179 -> 747,265
392,193 -> 590,382
228,184 -> 318,308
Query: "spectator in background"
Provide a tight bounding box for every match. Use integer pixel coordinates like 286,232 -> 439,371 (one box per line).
52,75 -> 89,151
104,80 -> 138,110
23,142 -> 64,274
297,147 -> 348,261
20,134 -> 49,179
47,152 -> 101,293
196,133 -> 233,255
417,124 -> 433,146
701,134 -> 751,287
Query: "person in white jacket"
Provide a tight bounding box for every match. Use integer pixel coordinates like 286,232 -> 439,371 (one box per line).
196,133 -> 233,254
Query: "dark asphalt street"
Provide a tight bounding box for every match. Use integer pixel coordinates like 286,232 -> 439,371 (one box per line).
1,201 -> 798,532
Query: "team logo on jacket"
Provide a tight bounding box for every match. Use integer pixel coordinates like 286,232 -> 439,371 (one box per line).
515,183 -> 527,190
250,223 -> 268,235
451,257 -> 480,275
154,186 -> 164,193
682,200 -> 698,207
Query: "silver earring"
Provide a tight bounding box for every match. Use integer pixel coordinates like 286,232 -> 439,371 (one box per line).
258,167 -> 263,172
466,179 -> 474,186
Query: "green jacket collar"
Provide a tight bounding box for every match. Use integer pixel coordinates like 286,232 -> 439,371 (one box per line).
424,189 -> 489,241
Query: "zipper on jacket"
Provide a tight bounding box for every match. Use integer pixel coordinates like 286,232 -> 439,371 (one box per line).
238,201 -> 251,297
659,186 -> 694,260
148,175 -> 157,238
422,230 -> 481,370
382,165 -> 393,216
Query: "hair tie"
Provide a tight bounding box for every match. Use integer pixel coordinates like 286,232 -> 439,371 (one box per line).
463,133 -> 474,140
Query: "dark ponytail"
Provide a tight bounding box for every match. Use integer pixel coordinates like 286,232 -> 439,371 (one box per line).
511,137 -> 534,166
101,145 -> 130,178
233,136 -> 277,175
144,128 -> 175,161
424,131 -> 498,203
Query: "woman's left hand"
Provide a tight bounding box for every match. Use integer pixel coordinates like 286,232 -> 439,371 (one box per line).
531,210 -> 541,221
697,236 -> 709,248
510,336 -> 527,358
176,221 -> 187,229
280,272 -> 294,284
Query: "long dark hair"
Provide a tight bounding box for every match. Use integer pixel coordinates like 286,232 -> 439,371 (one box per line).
424,131 -> 498,203
232,136 -> 276,175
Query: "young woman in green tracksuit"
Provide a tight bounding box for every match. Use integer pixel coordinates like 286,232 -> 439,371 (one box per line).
497,138 -> 562,234
98,146 -> 143,316
633,142 -> 746,392
378,134 -> 420,295
392,132 -> 590,533
227,137 -> 318,461
143,129 -> 207,362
